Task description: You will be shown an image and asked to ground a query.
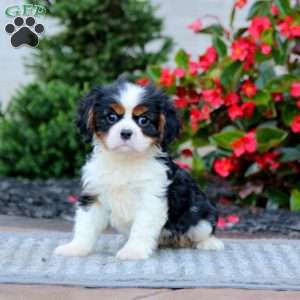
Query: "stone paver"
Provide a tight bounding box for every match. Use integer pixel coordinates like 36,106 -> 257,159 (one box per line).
1,215 -> 300,299
1,285 -> 300,300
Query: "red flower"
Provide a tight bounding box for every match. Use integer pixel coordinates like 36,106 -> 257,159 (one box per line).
260,43 -> 272,55
187,18 -> 202,33
176,86 -> 187,97
217,217 -> 226,229
291,115 -> 300,133
272,93 -> 284,102
175,97 -> 189,109
159,68 -> 174,87
296,100 -> 300,108
227,102 -> 255,120
190,105 -> 211,123
181,148 -> 193,157
190,106 -> 211,130
173,68 -> 185,78
136,78 -> 150,86
278,16 -> 293,39
224,92 -> 240,106
188,90 -> 200,104
291,25 -> 300,37
271,5 -> 280,16
175,160 -> 192,171
188,60 -> 200,76
231,38 -> 250,61
248,16 -> 272,40
256,152 -> 280,170
291,82 -> 300,98
202,88 -> 223,109
228,104 -> 244,120
241,80 -> 257,98
213,157 -> 237,177
231,38 -> 256,69
242,102 -> 256,118
231,132 -> 257,157
234,0 -> 247,9
67,194 -> 78,204
227,215 -> 240,224
198,47 -> 218,71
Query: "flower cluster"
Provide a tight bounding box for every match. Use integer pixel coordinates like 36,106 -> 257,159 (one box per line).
140,0 -> 300,210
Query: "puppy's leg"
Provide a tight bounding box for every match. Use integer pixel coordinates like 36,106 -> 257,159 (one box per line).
187,220 -> 224,251
116,195 -> 167,260
54,201 -> 108,256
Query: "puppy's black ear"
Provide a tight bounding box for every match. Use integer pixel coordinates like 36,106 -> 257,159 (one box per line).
161,96 -> 181,149
76,87 -> 101,143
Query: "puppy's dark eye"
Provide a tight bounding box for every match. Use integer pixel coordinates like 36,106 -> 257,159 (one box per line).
106,113 -> 119,124
137,116 -> 150,127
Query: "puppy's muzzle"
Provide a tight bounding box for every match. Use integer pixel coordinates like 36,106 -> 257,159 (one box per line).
120,129 -> 133,140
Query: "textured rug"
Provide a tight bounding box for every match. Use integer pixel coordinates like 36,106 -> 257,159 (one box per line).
0,232 -> 300,290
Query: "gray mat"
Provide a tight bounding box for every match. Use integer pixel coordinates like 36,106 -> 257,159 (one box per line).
0,232 -> 300,290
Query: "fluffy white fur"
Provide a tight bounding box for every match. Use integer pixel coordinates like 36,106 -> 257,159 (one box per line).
55,143 -> 170,259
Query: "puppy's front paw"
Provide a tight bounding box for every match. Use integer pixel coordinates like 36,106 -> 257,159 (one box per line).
196,236 -> 224,251
54,242 -> 92,257
116,243 -> 152,260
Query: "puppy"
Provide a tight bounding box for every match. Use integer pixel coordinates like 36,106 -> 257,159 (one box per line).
54,79 -> 224,260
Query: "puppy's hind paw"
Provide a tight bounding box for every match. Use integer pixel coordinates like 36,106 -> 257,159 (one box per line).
54,242 -> 93,257
196,236 -> 224,251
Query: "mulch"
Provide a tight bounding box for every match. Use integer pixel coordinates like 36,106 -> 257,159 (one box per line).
1,177 -> 300,238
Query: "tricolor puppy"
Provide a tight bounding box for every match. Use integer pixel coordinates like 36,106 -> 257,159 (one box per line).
54,79 -> 224,260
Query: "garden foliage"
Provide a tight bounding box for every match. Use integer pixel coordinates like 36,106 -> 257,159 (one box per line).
142,0 -> 300,210
0,0 -> 172,178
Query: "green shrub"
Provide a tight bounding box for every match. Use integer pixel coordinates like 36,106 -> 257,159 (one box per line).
0,81 -> 84,178
0,0 -> 172,178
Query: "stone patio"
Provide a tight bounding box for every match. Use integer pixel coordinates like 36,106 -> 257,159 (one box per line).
0,215 -> 300,299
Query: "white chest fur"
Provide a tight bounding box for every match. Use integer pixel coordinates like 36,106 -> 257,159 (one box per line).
81,145 -> 169,233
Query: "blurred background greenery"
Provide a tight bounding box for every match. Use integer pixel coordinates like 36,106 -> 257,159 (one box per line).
0,0 -> 172,178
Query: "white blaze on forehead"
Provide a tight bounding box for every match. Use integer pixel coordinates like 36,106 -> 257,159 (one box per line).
119,83 -> 144,111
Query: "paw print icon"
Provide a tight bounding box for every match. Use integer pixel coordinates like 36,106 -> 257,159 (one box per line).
5,16 -> 44,48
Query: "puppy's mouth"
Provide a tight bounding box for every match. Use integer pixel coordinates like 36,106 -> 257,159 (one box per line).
112,141 -> 136,152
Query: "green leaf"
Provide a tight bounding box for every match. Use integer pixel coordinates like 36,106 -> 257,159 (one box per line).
192,137 -> 210,147
220,61 -> 243,91
261,28 -> 274,45
250,90 -> 271,107
273,32 -> 289,65
247,1 -> 271,19
201,24 -> 224,36
256,127 -> 288,152
290,189 -> 300,211
230,7 -> 236,28
279,146 -> 300,162
267,188 -> 289,207
233,27 -> 248,39
267,74 -> 300,93
256,63 -> 276,89
146,65 -> 161,82
244,163 -> 260,177
274,0 -> 292,16
210,130 -> 244,150
281,103 -> 300,126
175,48 -> 189,69
192,155 -> 205,176
212,36 -> 227,58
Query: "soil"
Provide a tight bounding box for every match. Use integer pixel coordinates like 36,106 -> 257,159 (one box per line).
0,177 -> 300,238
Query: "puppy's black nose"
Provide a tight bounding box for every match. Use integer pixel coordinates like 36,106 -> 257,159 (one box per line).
120,129 -> 133,140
